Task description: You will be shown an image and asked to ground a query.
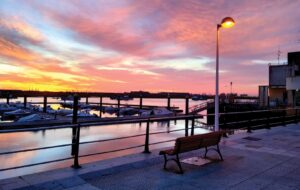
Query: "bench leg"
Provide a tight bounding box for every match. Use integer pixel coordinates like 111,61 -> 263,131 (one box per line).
175,154 -> 184,174
204,146 -> 223,161
204,147 -> 208,158
163,154 -> 168,170
216,144 -> 224,161
162,154 -> 184,174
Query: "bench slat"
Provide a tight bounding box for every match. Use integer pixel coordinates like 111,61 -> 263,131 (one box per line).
160,131 -> 223,155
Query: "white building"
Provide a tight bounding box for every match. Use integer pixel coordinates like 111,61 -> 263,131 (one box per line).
268,51 -> 300,107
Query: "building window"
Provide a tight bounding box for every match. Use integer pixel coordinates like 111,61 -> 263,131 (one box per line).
295,91 -> 300,107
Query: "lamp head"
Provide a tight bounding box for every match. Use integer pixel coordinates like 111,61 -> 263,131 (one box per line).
220,17 -> 235,28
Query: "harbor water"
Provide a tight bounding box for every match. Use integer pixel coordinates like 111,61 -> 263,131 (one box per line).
0,98 -> 208,179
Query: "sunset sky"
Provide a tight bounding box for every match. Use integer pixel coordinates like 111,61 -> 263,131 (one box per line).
0,0 -> 299,95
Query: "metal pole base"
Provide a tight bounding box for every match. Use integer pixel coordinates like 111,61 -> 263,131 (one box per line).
142,150 -> 151,154
71,164 -> 81,169
222,133 -> 228,138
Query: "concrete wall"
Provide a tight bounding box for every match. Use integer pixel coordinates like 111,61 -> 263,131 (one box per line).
286,76 -> 300,90
287,91 -> 294,106
259,86 -> 268,107
296,91 -> 300,106
269,88 -> 287,106
288,51 -> 300,76
269,65 -> 292,87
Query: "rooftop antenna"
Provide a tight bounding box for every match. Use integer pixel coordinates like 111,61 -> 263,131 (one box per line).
277,46 -> 281,65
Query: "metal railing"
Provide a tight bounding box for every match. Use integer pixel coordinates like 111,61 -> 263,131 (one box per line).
0,108 -> 299,172
0,114 -> 201,171
215,108 -> 300,132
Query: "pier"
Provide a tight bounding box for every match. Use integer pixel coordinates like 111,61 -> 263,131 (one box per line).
0,90 -> 258,128
0,90 -> 258,100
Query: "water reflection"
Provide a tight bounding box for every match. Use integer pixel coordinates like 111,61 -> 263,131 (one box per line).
0,98 -> 208,179
0,120 -> 208,179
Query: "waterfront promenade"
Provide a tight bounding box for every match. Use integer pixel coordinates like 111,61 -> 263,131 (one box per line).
1,123 -> 299,190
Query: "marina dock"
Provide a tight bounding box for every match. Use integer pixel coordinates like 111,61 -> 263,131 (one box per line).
0,114 -> 203,130
0,90 -> 258,129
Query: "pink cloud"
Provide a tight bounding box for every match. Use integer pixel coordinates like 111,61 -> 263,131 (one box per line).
1,0 -> 300,95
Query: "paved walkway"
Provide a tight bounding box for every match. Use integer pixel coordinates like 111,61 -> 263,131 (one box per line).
1,124 -> 300,190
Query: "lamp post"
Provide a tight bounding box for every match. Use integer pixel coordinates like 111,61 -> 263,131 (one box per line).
215,17 -> 235,131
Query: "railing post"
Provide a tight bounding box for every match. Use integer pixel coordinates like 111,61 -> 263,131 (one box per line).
223,114 -> 227,129
139,95 -> 143,109
266,110 -> 270,129
86,96 -> 89,104
117,98 -> 120,117
24,96 -> 27,109
222,113 -> 228,137
295,109 -> 298,123
72,124 -> 81,169
117,98 -> 120,109
99,96 -> 103,118
71,127 -> 76,155
247,118 -> 252,133
185,119 -> 189,137
167,95 -> 171,110
185,96 -> 189,115
282,111 -> 286,126
296,109 -> 300,122
72,95 -> 79,124
6,95 -> 10,105
174,112 -> 177,125
143,119 -> 151,153
43,96 -> 47,113
191,116 -> 195,136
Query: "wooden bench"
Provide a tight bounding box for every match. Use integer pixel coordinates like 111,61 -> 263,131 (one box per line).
159,131 -> 224,174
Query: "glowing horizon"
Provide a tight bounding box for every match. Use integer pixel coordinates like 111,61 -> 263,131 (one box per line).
1,0 -> 300,95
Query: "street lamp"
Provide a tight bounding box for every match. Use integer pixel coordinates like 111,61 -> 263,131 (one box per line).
215,17 -> 235,131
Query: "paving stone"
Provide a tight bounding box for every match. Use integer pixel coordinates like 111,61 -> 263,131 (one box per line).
159,183 -> 201,190
65,184 -> 99,190
15,186 -> 42,190
229,174 -> 281,190
1,179 -> 29,190
262,183 -> 300,190
33,180 -> 64,190
273,176 -> 300,189
0,177 -> 23,185
20,174 -> 51,185
57,177 -> 86,188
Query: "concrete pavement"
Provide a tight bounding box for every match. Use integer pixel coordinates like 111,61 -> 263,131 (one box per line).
1,123 -> 299,190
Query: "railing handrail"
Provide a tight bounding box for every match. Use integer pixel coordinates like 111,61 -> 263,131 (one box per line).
0,114 -> 203,133
0,126 -> 202,156
207,107 -> 299,116
1,107 -> 298,134
0,107 -> 298,173
0,125 -> 203,172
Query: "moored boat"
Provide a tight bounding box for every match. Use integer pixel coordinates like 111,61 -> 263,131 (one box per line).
2,109 -> 32,120
56,108 -> 73,116
17,114 -> 52,122
0,104 -> 18,114
140,108 -> 174,116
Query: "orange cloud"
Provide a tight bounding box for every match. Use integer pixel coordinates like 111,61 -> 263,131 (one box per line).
0,18 -> 44,42
0,37 -> 38,61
